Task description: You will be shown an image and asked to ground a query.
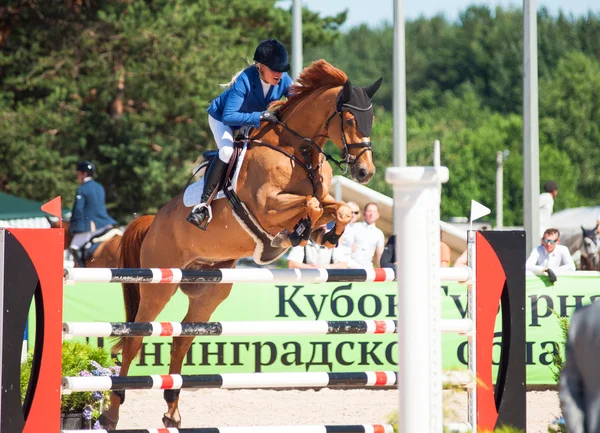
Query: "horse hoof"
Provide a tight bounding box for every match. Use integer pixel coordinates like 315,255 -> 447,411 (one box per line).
98,413 -> 119,429
163,414 -> 181,428
271,232 -> 291,248
310,227 -> 327,244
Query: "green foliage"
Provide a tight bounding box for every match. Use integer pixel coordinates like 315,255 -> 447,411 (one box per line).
548,309 -> 570,384
21,340 -> 116,417
2,2 -> 600,226
0,0 -> 343,221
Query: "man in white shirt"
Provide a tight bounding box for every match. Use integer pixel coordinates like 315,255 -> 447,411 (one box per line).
350,202 -> 385,269
539,180 -> 558,237
526,228 -> 575,283
287,240 -> 348,269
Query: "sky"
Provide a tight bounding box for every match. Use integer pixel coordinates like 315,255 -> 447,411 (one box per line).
295,0 -> 598,28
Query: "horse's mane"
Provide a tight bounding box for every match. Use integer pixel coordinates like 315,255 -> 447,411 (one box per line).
271,60 -> 347,116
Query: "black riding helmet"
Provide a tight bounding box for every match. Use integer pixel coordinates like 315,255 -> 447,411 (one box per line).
253,39 -> 290,73
76,160 -> 96,177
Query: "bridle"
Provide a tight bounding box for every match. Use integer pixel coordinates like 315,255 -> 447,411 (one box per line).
324,102 -> 374,169
241,104 -> 373,196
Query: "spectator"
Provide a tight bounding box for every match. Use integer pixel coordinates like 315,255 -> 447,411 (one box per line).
332,201 -> 361,267
540,180 -> 558,237
526,228 -> 575,283
351,203 -> 385,268
287,229 -> 348,269
559,300 -> 600,433
382,232 -> 450,269
380,235 -> 396,269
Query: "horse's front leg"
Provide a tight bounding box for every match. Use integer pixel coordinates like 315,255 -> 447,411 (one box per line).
311,194 -> 352,248
261,191 -> 324,248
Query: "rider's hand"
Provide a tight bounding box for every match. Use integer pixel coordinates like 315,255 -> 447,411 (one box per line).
260,111 -> 279,124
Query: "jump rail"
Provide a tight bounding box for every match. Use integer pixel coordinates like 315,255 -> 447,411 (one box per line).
61,425 -> 394,433
62,371 -> 471,392
62,319 -> 472,337
63,267 -> 471,284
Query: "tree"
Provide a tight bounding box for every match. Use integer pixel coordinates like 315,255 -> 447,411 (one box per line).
0,0 -> 344,220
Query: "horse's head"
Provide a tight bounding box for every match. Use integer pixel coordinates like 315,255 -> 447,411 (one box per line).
327,78 -> 382,184
271,60 -> 383,185
581,226 -> 599,258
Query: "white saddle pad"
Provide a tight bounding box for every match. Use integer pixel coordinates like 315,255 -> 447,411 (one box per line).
183,144 -> 248,208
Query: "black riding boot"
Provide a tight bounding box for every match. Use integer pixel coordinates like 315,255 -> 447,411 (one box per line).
187,157 -> 228,230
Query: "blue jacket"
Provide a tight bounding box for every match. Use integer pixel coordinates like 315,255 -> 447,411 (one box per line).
70,179 -> 117,234
207,66 -> 292,129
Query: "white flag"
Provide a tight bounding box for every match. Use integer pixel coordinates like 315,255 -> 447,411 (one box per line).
470,200 -> 491,222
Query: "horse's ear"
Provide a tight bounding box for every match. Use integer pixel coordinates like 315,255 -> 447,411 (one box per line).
340,79 -> 352,104
364,77 -> 383,99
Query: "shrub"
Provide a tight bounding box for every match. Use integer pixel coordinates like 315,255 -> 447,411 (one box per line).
21,340 -> 119,427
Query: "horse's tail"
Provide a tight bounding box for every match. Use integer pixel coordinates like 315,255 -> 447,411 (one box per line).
112,214 -> 155,354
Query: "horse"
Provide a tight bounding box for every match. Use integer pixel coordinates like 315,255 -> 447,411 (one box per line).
99,59 -> 382,429
579,225 -> 600,271
48,218 -> 122,268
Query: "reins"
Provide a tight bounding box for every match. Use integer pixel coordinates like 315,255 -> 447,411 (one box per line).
241,106 -> 373,196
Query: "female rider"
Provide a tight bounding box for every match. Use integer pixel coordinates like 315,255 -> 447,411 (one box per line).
187,39 -> 293,229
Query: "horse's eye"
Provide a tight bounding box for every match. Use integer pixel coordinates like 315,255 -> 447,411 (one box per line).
345,119 -> 354,126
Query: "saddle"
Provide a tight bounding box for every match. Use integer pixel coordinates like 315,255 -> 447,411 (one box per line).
79,226 -> 123,266
199,141 -> 290,265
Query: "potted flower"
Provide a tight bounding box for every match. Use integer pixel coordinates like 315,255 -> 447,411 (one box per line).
21,340 -> 119,429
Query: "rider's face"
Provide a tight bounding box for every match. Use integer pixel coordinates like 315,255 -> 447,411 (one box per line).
260,64 -> 283,86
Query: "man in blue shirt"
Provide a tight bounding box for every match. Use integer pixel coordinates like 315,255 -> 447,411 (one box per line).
69,161 -> 117,266
187,39 -> 293,230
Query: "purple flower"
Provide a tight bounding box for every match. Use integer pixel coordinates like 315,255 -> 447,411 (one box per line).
92,391 -> 102,401
93,420 -> 102,430
78,370 -> 93,377
90,360 -> 112,376
82,406 -> 92,420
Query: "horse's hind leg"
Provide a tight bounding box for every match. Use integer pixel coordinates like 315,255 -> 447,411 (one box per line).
101,282 -> 178,429
163,263 -> 235,428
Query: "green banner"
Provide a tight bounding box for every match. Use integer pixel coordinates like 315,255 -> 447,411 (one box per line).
57,274 -> 600,384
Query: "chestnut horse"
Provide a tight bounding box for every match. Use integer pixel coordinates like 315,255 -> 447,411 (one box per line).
48,218 -> 122,268
100,60 -> 382,428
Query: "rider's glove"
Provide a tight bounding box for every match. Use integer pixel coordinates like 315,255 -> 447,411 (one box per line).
545,268 -> 558,284
260,111 -> 279,124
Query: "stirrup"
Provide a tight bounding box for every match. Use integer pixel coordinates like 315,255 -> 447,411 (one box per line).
187,203 -> 212,231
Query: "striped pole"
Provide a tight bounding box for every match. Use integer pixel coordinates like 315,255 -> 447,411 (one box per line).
63,267 -> 471,284
62,372 -> 398,392
62,319 -> 472,338
62,371 -> 470,392
61,425 -> 394,433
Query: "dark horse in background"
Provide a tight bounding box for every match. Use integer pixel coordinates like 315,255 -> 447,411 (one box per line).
579,225 -> 600,271
47,217 -> 122,268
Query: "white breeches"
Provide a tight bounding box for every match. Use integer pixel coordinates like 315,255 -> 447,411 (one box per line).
208,115 -> 234,163
69,225 -> 113,250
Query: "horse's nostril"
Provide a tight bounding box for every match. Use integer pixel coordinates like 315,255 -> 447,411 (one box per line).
358,168 -> 368,179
